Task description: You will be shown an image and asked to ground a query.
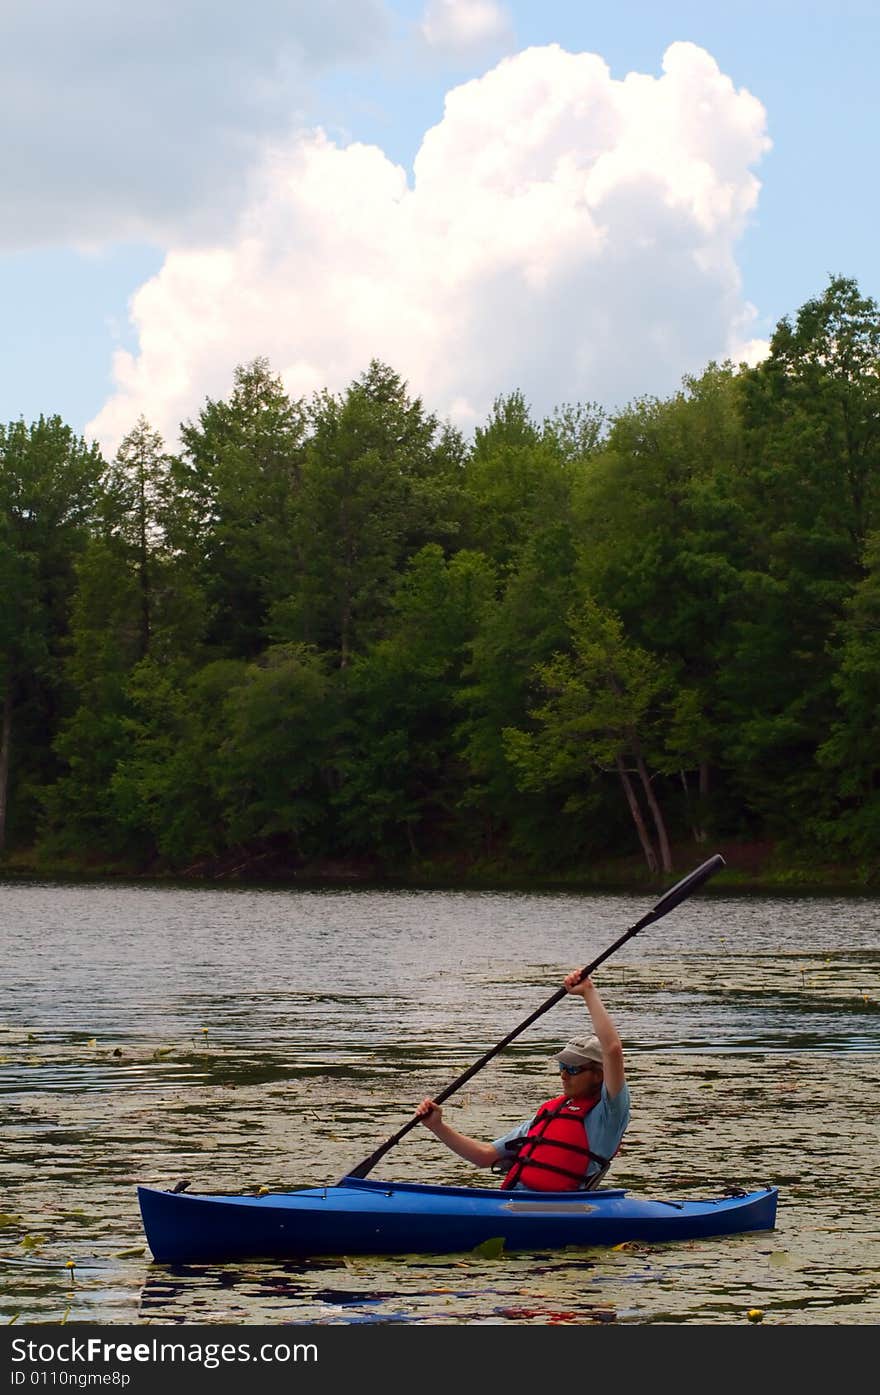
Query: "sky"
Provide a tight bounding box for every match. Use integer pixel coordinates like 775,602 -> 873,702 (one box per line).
2,0 -> 877,457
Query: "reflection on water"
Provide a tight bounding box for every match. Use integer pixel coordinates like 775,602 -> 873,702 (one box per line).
1,880 -> 878,1325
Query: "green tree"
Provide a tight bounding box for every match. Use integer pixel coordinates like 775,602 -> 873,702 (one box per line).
0,516 -> 41,849
173,359 -> 309,657
722,276 -> 880,826
110,657 -> 247,866
458,526 -> 577,862
461,392 -> 601,571
572,364 -> 747,839
333,545 -> 496,860
278,361 -> 464,666
217,644 -> 338,859
0,416 -> 104,848
504,600 -> 675,873
41,536 -> 141,855
44,418 -> 210,856
815,533 -> 880,860
101,417 -> 174,658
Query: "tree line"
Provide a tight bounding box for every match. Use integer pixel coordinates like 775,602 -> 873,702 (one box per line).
2,275 -> 879,880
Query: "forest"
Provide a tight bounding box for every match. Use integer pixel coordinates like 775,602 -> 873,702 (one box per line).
1,275 -> 879,884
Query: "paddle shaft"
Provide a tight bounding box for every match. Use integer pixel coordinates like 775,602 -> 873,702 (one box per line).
343,853 -> 725,1181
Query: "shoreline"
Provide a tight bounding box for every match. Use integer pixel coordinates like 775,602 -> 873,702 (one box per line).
2,842 -> 878,895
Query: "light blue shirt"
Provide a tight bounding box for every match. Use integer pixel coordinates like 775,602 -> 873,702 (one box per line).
492,1082 -> 631,1187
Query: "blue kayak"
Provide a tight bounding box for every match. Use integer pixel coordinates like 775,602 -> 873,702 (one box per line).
137,1176 -> 778,1263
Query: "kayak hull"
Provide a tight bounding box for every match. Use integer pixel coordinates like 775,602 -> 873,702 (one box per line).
137,1176 -> 778,1264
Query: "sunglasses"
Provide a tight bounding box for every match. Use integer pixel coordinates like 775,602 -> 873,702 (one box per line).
558,1061 -> 598,1077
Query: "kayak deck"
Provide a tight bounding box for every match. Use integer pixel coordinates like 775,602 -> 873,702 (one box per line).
137,1175 -> 778,1264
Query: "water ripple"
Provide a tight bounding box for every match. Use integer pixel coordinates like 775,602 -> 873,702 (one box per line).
1,881 -> 878,1325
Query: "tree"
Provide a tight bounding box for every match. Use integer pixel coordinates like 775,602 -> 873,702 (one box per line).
460,392 -> 599,571
101,417 -> 174,659
815,533 -> 880,860
41,535 -> 141,855
0,516 -> 41,849
458,526 -> 577,862
503,600 -> 675,873
542,401 -> 607,465
332,545 -> 496,860
0,416 -> 104,848
217,644 -> 338,858
173,359 -> 309,658
44,418 -> 212,856
571,364 -> 748,840
721,276 -> 880,825
278,361 -> 465,667
740,275 -> 880,556
109,657 -> 247,866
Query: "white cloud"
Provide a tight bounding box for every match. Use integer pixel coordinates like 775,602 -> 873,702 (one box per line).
0,0 -> 389,251
87,41 -> 771,457
419,1 -> 511,53
730,335 -> 771,367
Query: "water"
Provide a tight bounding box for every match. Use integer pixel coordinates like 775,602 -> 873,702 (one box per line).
1,880 -> 878,1325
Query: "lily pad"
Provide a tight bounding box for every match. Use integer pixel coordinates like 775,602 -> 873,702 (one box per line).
472,1236 -> 505,1259
768,1250 -> 798,1269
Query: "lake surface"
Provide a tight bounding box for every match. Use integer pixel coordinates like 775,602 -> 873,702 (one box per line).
1,878 -> 878,1326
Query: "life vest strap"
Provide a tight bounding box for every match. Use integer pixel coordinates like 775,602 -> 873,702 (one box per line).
518,1136 -> 591,1158
506,1156 -> 589,1184
501,1139 -> 610,1166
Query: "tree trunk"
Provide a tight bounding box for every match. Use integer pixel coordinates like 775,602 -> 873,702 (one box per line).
632,742 -> 673,872
0,681 -> 12,853
139,483 -> 151,659
339,596 -> 351,670
699,761 -> 710,799
680,769 -> 707,844
405,819 -> 418,857
616,755 -> 657,873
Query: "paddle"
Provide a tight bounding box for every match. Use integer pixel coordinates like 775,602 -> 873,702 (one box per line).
342,852 -> 726,1182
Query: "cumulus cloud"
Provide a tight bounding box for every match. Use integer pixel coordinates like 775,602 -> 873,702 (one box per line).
87,41 -> 771,456
419,0 -> 512,53
0,0 -> 388,251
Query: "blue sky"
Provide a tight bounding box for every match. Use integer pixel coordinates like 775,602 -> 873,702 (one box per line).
2,0 -> 877,453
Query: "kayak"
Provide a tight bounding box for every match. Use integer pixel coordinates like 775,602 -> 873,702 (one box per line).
137,1176 -> 778,1263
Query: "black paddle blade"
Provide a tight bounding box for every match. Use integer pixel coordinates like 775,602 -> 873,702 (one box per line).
642,853 -> 726,926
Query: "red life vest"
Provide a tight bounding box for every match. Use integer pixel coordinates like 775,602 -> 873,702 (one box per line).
501,1091 -> 603,1191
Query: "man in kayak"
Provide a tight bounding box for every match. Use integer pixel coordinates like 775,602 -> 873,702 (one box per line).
415,970 -> 630,1190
